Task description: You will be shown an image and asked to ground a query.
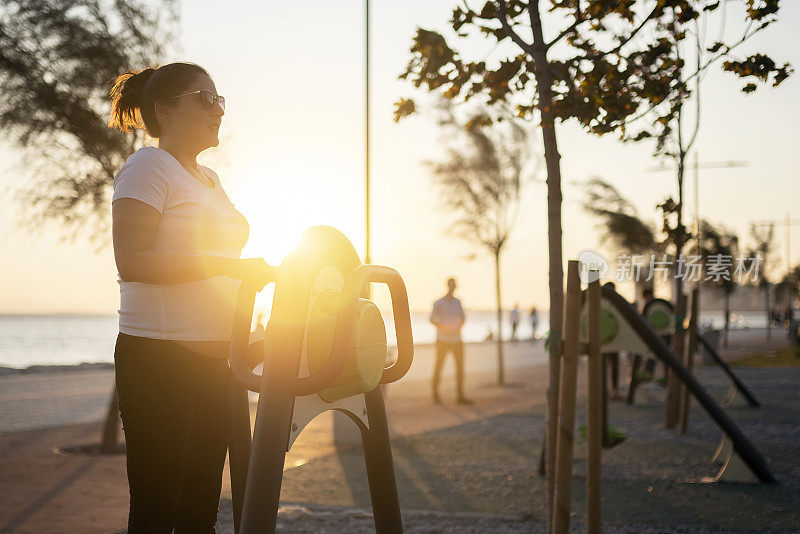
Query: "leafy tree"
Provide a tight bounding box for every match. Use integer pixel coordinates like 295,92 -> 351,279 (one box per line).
0,0 -> 178,248
582,177 -> 663,298
426,104 -> 534,386
395,1 -> 789,524
694,220 -> 738,345
0,0 -> 177,453
583,178 -> 660,256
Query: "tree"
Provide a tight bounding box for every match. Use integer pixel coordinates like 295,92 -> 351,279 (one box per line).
394,1 -> 789,526
426,104 -> 534,386
695,220 -> 738,346
774,265 -> 800,318
0,0 -> 178,248
1,0 -> 178,453
582,177 -> 663,298
748,222 -> 777,339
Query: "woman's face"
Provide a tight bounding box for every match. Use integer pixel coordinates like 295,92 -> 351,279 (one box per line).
157,73 -> 224,150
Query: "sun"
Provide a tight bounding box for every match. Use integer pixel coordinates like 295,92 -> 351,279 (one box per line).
231,149 -> 365,264
226,149 -> 366,317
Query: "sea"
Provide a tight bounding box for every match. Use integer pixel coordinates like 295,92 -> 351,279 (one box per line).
0,310 -> 770,369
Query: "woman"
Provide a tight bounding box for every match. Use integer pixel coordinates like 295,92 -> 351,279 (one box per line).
107,62 -> 271,533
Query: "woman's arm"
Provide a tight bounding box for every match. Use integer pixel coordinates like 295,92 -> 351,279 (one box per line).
112,198 -> 272,287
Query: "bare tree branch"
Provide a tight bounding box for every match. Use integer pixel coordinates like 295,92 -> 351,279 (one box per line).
495,0 -> 537,55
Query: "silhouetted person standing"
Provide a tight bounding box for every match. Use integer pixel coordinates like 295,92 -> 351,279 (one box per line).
510,303 -> 520,341
430,277 -> 472,405
530,305 -> 538,341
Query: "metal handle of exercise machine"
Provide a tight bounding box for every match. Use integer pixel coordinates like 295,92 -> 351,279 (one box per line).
293,264 -> 414,396
229,265 -> 414,395
229,280 -> 265,393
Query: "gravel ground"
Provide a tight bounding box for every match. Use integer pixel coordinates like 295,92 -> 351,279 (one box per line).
213,502 -> 800,533
214,363 -> 800,532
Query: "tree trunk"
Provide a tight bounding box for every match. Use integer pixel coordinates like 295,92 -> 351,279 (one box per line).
724,289 -> 731,348
665,145 -> 688,428
494,252 -> 505,386
528,4 -> 565,529
674,151 -> 686,305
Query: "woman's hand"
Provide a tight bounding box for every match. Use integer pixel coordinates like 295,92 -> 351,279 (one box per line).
228,258 -> 275,291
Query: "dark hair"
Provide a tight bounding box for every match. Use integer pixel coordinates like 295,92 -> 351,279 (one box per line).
107,62 -> 209,138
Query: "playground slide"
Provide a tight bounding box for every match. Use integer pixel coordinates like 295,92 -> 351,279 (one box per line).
601,284 -> 777,484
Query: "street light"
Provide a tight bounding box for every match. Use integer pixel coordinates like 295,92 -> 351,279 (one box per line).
364,0 -> 371,266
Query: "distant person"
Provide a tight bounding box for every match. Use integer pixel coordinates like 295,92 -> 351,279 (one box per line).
770,307 -> 780,328
530,305 -> 538,341
510,303 -> 520,341
430,277 -> 472,405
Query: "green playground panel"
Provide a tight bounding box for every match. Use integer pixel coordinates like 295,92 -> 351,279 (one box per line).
582,308 -> 619,345
648,309 -> 672,330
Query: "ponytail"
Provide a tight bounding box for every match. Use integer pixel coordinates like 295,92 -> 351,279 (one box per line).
107,62 -> 208,138
107,68 -> 156,134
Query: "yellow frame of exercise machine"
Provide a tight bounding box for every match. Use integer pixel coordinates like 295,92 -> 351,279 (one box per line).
227,226 -> 414,534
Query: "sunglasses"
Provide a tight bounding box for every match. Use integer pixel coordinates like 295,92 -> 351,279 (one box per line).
171,89 -> 225,112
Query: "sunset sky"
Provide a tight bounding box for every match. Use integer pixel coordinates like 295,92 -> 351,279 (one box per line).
1,1 -> 798,315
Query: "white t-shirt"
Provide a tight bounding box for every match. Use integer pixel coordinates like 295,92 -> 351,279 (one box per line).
111,146 -> 250,341
430,295 -> 465,343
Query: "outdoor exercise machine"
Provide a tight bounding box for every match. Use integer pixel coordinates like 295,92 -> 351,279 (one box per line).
581,280 -> 776,483
629,298 -> 760,408
226,226 -> 414,534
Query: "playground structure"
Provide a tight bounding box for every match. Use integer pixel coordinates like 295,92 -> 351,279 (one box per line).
577,279 -> 775,482
226,226 -> 414,534
628,297 -> 760,408
549,260 -> 777,533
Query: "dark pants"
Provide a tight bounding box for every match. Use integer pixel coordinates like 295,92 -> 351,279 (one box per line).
114,332 -> 231,534
432,340 -> 465,399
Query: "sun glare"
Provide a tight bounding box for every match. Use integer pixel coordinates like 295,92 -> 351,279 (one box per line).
231,149 -> 365,266
227,150 -> 366,322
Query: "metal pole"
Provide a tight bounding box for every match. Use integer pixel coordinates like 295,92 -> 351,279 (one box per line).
361,386 -> 404,533
694,151 -> 700,256
364,0 -> 371,266
786,212 -> 791,312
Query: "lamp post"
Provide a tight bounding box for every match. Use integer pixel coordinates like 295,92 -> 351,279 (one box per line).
364,0 -> 371,266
